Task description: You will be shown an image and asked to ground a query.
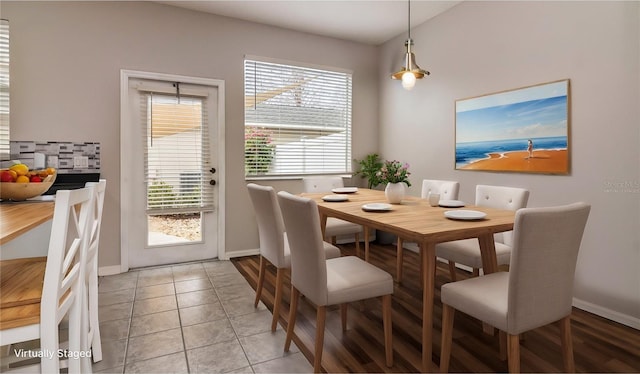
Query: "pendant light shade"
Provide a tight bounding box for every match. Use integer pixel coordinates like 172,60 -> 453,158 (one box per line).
391,0 -> 430,90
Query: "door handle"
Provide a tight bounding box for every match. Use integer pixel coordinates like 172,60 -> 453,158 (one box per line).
210,168 -> 216,174
210,180 -> 216,186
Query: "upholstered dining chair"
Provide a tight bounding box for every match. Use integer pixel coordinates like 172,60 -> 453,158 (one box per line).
435,184 -> 529,281
0,186 -> 95,373
440,202 -> 591,373
247,183 -> 341,332
277,191 -> 394,373
83,179 -> 106,367
396,179 -> 460,282
302,176 -> 363,256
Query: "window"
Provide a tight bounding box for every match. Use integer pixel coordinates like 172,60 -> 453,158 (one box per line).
244,58 -> 352,177
0,20 -> 9,162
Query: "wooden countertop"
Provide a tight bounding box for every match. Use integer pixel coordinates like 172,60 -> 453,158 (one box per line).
0,201 -> 55,245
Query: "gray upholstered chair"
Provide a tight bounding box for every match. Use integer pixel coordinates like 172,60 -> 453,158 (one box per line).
247,183 -> 341,332
302,176 -> 364,256
440,202 -> 591,373
435,185 -> 529,281
277,191 -> 394,373
396,179 -> 460,282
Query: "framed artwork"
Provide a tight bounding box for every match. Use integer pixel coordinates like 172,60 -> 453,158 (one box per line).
455,79 -> 570,174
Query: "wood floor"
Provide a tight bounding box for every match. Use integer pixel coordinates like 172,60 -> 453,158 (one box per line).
231,242 -> 640,373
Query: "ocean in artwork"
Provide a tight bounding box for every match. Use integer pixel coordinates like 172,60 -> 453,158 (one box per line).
455,136 -> 567,169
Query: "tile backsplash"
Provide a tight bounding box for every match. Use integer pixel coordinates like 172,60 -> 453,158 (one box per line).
10,141 -> 101,174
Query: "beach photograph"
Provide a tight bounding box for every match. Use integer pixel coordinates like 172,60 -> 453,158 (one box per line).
455,80 -> 570,174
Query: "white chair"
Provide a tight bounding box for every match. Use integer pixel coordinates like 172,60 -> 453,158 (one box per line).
83,179 -> 106,366
440,202 -> 591,373
435,185 -> 529,281
277,191 -> 394,373
247,183 -> 341,332
396,179 -> 460,282
302,177 -> 363,256
0,186 -> 95,373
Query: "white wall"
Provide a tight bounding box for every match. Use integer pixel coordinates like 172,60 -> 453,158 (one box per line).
2,2 -> 379,265
380,1 -> 639,326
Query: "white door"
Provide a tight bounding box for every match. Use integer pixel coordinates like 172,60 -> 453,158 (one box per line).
121,71 -> 224,269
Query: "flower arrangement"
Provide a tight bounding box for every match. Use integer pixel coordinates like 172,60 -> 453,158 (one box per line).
377,160 -> 411,187
245,127 -> 275,175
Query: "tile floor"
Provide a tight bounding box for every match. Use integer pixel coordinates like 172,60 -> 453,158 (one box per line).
93,260 -> 312,374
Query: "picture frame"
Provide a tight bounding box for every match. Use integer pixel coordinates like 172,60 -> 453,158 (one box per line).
455,79 -> 570,174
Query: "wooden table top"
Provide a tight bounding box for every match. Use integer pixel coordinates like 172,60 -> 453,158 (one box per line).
0,201 -> 55,245
0,256 -> 46,330
304,188 -> 516,243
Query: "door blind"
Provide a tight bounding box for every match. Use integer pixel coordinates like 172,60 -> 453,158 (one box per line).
0,20 -> 9,162
244,59 -> 352,177
140,91 -> 214,214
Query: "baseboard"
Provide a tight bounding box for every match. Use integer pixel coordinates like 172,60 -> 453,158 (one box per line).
225,248 -> 260,260
572,297 -> 640,330
98,265 -> 123,276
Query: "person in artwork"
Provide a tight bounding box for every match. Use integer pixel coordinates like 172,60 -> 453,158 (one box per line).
526,139 -> 533,159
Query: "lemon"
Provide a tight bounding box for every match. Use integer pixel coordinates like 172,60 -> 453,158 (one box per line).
10,163 -> 29,176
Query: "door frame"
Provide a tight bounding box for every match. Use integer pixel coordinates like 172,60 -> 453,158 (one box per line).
119,69 -> 226,273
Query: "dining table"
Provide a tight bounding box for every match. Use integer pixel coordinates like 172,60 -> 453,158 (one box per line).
0,201 -> 54,334
302,188 -> 516,372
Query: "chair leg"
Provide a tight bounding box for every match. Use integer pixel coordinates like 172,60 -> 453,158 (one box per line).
331,236 -> 337,245
472,268 -> 480,277
507,333 -> 520,373
382,294 -> 393,367
271,268 -> 285,332
340,304 -> 348,331
284,287 -> 300,352
354,232 -> 360,257
255,256 -> 266,308
440,304 -> 455,373
447,261 -> 457,282
364,226 -> 370,262
499,331 -> 507,360
89,270 -> 102,362
396,238 -> 404,283
314,306 -> 327,373
559,316 -> 575,373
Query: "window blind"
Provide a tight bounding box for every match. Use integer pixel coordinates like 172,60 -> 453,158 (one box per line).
0,20 -> 9,162
139,90 -> 214,214
244,59 -> 352,177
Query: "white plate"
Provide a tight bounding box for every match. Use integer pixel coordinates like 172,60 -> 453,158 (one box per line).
332,187 -> 358,194
439,199 -> 466,208
444,210 -> 487,220
362,203 -> 392,212
322,194 -> 348,202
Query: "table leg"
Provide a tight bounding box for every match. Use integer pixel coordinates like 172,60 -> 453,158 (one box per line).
320,213 -> 328,239
421,241 -> 436,372
478,234 -> 499,337
364,226 -> 370,262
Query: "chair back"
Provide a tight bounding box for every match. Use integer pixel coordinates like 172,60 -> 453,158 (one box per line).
40,186 -> 95,373
85,179 -> 106,276
475,185 -> 530,245
247,183 -> 287,268
303,176 -> 344,192
507,202 -> 590,334
277,191 -> 328,306
421,179 -> 460,200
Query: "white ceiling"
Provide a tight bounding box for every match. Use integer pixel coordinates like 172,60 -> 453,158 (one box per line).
157,1 -> 461,45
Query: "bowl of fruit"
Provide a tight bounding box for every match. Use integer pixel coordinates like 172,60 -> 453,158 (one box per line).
0,164 -> 57,201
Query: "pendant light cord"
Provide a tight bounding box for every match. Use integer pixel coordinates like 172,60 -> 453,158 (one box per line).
407,0 -> 411,40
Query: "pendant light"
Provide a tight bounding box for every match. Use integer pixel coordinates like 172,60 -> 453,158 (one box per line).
391,0 -> 430,90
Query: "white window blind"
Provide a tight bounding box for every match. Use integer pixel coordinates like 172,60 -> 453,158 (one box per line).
139,88 -> 214,214
244,59 -> 352,177
0,20 -> 9,162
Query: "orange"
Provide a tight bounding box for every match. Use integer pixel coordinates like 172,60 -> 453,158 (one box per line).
8,170 -> 17,180
9,163 -> 29,176
46,167 -> 56,175
16,175 -> 30,183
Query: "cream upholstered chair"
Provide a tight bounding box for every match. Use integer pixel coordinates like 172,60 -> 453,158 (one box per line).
435,185 -> 529,281
302,177 -> 363,256
247,183 -> 341,332
0,186 -> 95,373
83,179 -> 106,366
440,202 -> 591,373
277,191 -> 394,373
396,179 -> 460,282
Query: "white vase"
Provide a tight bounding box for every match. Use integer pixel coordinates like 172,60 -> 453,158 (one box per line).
385,182 -> 405,204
